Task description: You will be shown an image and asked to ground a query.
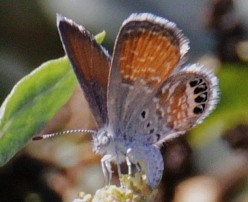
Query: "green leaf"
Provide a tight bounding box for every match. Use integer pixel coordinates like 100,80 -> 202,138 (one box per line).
0,31 -> 107,167
0,56 -> 77,166
94,30 -> 106,44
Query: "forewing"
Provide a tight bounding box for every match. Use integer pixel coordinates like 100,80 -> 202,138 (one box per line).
57,15 -> 111,127
108,13 -> 189,133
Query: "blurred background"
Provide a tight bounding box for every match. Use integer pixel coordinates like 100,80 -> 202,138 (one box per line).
1,0 -> 248,201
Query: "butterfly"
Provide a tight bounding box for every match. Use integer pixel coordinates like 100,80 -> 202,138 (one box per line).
56,13 -> 219,189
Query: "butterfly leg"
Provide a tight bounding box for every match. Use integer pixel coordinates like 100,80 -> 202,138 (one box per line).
126,148 -> 133,175
101,154 -> 113,185
135,162 -> 142,175
126,145 -> 164,189
126,149 -> 142,175
116,154 -> 122,178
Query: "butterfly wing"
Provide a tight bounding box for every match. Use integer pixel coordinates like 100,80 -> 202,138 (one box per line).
57,15 -> 111,127
108,13 -> 189,134
108,13 -> 219,141
156,64 -> 219,142
127,64 -> 219,145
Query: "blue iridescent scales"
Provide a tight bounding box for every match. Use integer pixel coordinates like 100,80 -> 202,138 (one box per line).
56,13 -> 219,189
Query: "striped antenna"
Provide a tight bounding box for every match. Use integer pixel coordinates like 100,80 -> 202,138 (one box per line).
32,129 -> 96,141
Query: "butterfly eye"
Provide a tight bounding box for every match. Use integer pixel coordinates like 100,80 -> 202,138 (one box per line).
101,135 -> 110,146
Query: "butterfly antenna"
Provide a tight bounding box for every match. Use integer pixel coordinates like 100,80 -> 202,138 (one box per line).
32,129 -> 96,141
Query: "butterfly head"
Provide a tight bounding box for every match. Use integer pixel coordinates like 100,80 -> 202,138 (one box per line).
92,128 -> 115,155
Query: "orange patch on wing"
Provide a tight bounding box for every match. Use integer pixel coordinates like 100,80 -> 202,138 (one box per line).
119,27 -> 180,89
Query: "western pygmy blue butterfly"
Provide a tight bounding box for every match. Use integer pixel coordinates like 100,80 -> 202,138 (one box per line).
50,13 -> 219,189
